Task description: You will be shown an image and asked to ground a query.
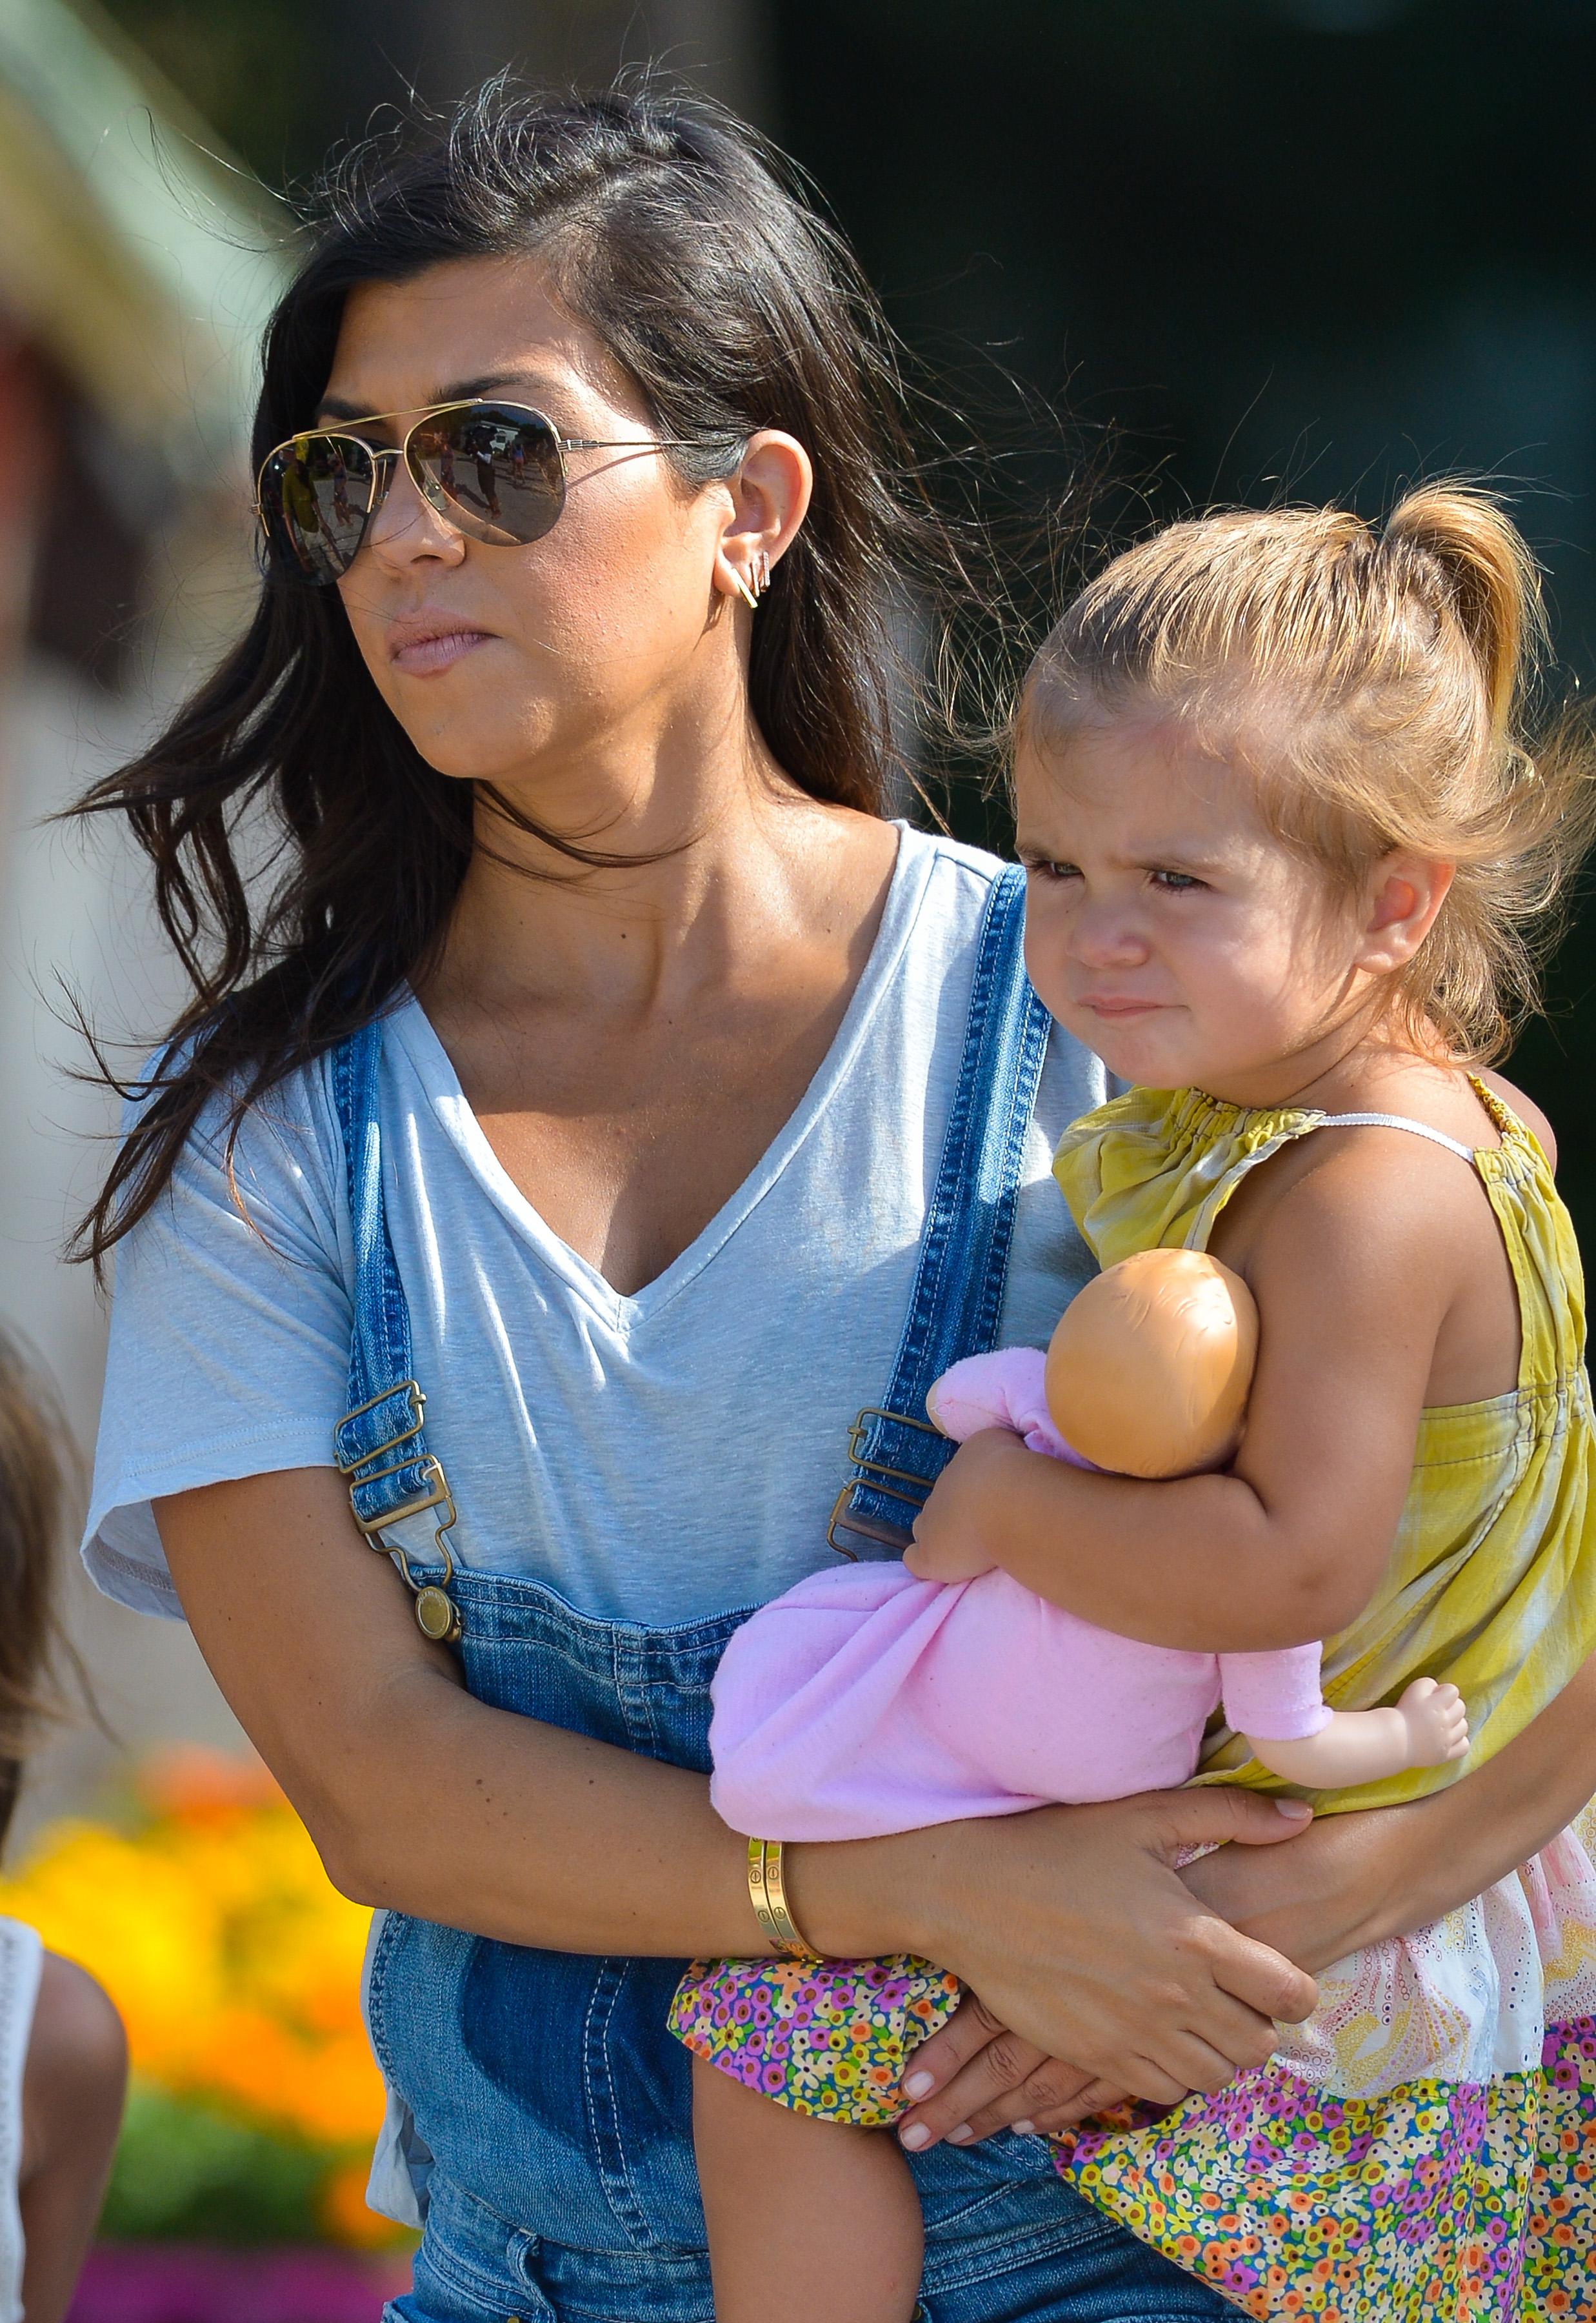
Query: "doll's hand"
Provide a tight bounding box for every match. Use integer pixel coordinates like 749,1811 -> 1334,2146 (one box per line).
904,1428 -> 1030,1584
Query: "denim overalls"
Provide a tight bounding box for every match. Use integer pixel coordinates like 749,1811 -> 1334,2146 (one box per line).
331,869 -> 1229,2323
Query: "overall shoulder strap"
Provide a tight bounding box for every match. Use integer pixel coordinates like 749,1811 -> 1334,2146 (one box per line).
828,863 -> 1052,1558
330,1016 -> 462,1639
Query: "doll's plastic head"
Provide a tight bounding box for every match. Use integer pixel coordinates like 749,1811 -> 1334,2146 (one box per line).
1043,1248 -> 1259,1478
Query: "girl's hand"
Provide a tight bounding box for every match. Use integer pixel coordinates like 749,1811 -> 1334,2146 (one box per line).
904,1429 -> 1033,1584
880,1785 -> 1315,2128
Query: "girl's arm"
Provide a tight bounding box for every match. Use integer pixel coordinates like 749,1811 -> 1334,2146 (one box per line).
1186,1642 -> 1596,1969
907,1140 -> 1460,1652
156,1467 -> 1317,2105
895,1645 -> 1596,2149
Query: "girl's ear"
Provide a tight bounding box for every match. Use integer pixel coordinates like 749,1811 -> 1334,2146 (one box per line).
1356,852 -> 1456,975
712,430 -> 812,614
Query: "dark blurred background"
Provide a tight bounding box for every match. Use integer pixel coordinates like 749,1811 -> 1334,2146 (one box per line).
88,0 -> 1596,1222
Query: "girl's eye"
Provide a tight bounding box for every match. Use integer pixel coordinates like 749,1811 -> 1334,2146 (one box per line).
1150,869 -> 1206,893
1023,858 -> 1081,884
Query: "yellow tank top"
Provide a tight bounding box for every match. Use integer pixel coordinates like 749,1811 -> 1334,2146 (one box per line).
1051,1080 -> 1596,1815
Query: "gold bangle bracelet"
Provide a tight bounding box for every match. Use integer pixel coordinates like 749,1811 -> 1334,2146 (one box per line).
746,1836 -> 817,1958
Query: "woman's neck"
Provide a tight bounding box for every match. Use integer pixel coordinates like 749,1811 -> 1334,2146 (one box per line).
421,712 -> 882,1029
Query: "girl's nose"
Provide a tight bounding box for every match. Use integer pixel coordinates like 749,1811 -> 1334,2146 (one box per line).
1071,902 -> 1150,969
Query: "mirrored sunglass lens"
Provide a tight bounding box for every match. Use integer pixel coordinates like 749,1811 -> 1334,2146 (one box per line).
264,436 -> 374,580
411,406 -> 564,546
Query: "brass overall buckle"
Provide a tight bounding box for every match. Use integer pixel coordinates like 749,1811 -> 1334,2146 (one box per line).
337,1381 -> 463,1644
826,1406 -> 944,1559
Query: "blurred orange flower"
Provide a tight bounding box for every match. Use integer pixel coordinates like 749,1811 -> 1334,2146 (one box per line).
0,1748 -> 397,2240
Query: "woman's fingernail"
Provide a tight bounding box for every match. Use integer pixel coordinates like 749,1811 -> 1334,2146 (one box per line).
1274,1799 -> 1313,1821
947,2122 -> 973,2144
899,2122 -> 930,2150
1012,2118 -> 1035,2136
903,2071 -> 935,2100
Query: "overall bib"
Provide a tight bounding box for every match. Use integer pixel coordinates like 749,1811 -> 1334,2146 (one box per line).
331,869 -> 1230,2322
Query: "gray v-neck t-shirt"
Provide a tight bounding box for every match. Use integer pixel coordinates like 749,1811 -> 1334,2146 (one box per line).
84,827 -> 1105,1628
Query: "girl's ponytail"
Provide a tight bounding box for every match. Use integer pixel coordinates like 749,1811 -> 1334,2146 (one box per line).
1380,484 -> 1546,745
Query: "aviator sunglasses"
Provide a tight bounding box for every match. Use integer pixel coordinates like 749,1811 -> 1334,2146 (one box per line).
256,398 -> 735,584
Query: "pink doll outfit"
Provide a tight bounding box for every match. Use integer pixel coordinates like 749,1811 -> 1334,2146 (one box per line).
670,1345 -> 1329,2136
703,1344 -> 1329,1846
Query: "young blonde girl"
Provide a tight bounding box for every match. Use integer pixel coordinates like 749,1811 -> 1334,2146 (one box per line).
672,487 -> 1596,2320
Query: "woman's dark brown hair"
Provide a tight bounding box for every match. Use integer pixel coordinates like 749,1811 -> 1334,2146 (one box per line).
0,1334 -> 69,1846
74,76 -> 992,1269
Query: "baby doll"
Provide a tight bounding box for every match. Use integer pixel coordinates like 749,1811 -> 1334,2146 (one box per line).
705,1245 -> 1466,1848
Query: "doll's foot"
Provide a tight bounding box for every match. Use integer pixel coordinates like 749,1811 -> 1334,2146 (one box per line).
1397,1676 -> 1469,1768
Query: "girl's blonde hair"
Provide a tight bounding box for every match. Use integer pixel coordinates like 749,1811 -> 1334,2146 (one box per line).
1026,485 -> 1596,1061
0,1334 -> 72,1847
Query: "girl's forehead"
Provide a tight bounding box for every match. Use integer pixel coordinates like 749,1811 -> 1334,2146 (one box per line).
1017,721 -> 1264,830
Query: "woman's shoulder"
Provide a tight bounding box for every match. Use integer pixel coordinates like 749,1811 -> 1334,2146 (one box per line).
893,822 -> 1015,917
145,995 -> 445,1212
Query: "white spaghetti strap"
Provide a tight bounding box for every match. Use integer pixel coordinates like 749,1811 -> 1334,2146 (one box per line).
1313,1110 -> 1477,1163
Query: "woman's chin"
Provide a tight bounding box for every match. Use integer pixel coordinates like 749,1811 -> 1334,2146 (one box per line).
407,730 -> 552,788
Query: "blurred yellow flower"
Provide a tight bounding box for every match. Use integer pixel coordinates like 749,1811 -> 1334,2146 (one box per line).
0,1749 -> 394,2218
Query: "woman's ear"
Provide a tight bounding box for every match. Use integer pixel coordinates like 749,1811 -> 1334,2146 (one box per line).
712,430 -> 812,613
1355,851 -> 1456,975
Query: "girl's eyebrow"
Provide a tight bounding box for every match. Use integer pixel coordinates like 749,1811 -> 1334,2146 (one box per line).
1017,829 -> 1232,876
1133,845 -> 1230,874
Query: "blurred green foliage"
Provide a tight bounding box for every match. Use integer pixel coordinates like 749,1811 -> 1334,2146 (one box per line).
84,0 -> 1596,1226
97,0 -> 328,185
101,2084 -> 331,2246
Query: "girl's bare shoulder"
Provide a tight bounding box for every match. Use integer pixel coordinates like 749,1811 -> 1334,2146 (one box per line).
1214,1060 -> 1513,1278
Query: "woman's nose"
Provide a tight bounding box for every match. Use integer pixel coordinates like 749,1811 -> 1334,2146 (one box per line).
364,459 -> 466,571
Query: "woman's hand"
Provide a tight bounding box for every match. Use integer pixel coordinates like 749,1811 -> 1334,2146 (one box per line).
819,1782 -> 1315,2146
895,1998 -> 1119,2151
901,1645 -> 1596,2148
897,1806 -> 1393,2152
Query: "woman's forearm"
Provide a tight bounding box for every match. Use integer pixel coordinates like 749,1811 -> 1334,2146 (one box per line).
1184,1649 -> 1596,1971
332,1652 -> 930,1958
154,1467 -> 1322,2102
155,1469 -> 922,1961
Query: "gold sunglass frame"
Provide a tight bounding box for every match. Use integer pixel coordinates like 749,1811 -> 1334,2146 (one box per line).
255,398 -> 721,578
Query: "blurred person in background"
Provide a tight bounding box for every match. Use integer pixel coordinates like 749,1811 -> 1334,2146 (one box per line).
0,1336 -> 126,2322
0,0 -> 287,1841
66,73 -> 1596,2323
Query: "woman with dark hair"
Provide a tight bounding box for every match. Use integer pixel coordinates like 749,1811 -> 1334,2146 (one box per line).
75,81 -> 1596,2320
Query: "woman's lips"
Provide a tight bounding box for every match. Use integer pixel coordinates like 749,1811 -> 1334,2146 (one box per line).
390,628 -> 491,676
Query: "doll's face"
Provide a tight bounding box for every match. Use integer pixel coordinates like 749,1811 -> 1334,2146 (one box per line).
1015,716 -> 1428,1107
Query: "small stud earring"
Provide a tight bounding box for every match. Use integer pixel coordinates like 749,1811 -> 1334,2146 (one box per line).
753,550 -> 772,598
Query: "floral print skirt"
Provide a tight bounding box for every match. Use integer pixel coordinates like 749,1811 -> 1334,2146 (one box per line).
668,1949 -> 960,2118
672,1807 -> 1596,2317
